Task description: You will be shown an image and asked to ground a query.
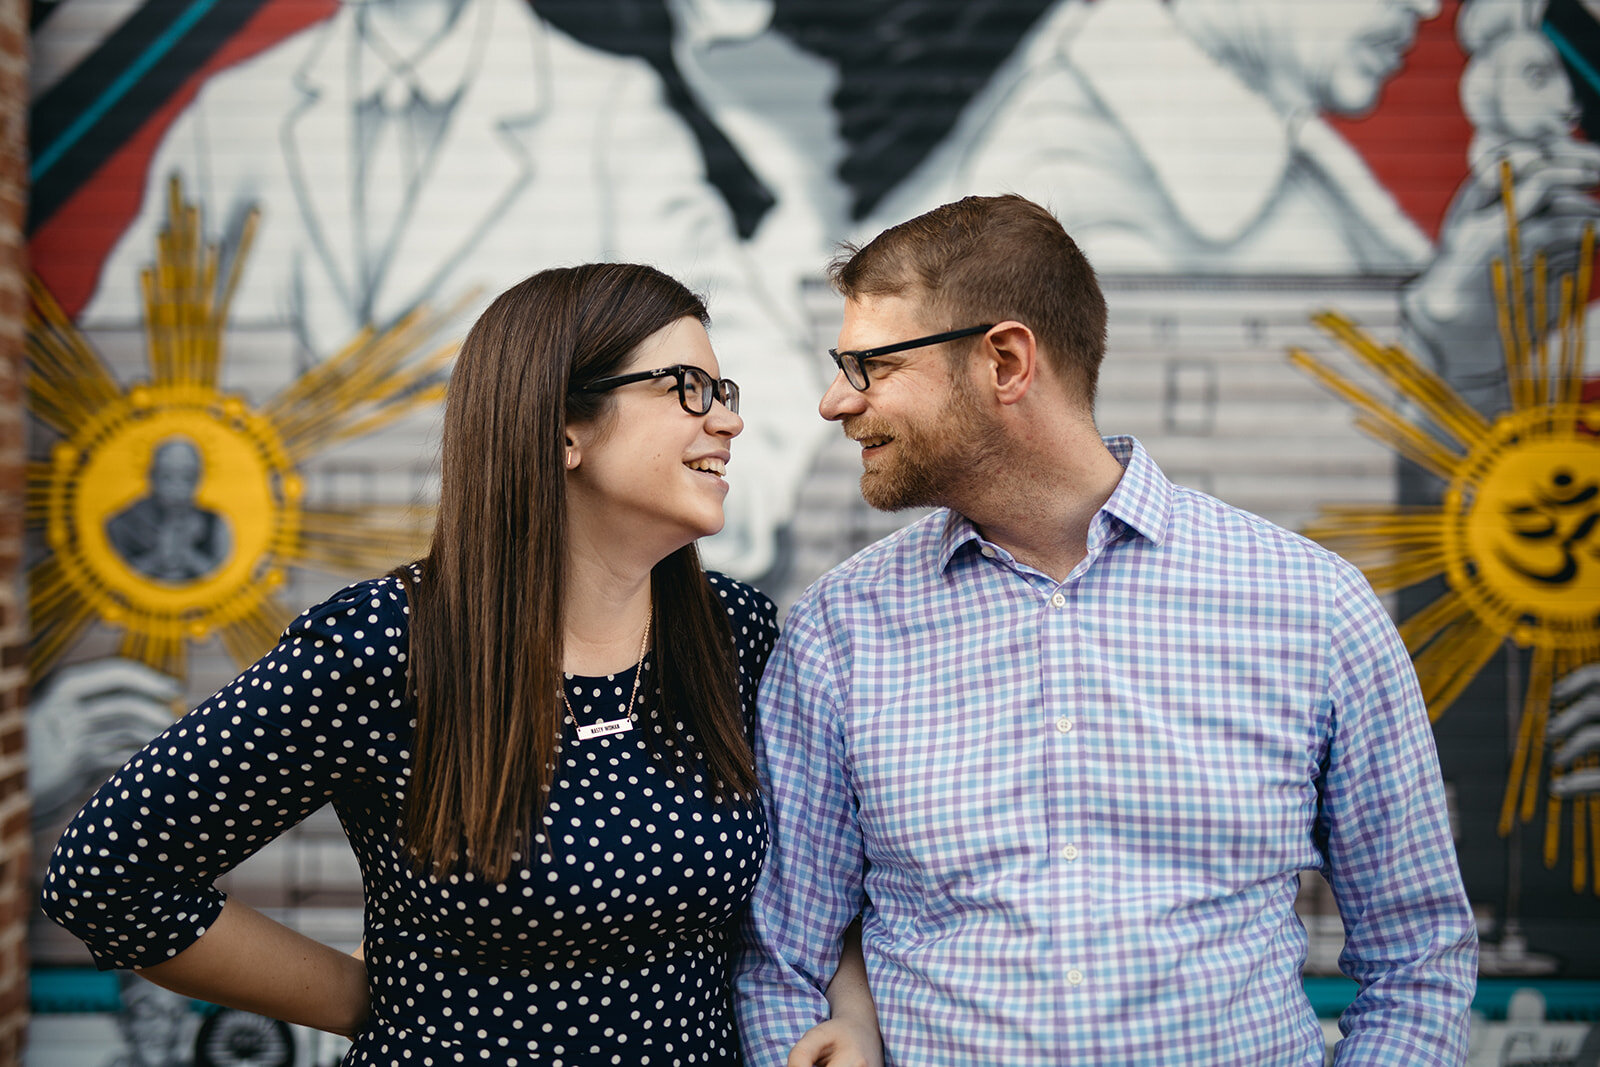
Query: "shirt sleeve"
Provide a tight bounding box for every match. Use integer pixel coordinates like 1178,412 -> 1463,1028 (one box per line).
734,598 -> 866,1066
39,578 -> 411,970
1319,563 -> 1479,1065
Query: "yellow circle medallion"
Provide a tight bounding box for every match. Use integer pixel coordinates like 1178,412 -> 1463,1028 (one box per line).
43,383 -> 301,649
1445,404 -> 1600,651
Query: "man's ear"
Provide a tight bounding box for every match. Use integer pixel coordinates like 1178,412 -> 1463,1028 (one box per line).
983,322 -> 1038,405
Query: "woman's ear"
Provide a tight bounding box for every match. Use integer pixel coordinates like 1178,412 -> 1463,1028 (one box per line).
564,433 -> 580,471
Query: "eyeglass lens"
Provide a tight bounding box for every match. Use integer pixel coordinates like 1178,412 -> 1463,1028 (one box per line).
679,367 -> 739,416
838,355 -> 868,391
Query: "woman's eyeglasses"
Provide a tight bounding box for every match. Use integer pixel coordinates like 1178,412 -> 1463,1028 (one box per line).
576,364 -> 740,416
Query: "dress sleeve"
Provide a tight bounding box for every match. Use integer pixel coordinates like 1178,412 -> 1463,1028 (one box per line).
1318,562 -> 1479,1065
39,576 -> 413,971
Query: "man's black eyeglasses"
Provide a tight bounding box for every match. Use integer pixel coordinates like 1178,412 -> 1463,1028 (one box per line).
828,325 -> 995,391
576,364 -> 740,416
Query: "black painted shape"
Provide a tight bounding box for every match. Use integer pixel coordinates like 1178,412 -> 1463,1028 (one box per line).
773,0 -> 1055,220
31,0 -> 65,33
530,0 -> 776,239
1546,0 -> 1600,147
27,0 -> 273,233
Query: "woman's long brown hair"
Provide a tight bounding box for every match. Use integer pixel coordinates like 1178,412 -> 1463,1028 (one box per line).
397,264 -> 757,880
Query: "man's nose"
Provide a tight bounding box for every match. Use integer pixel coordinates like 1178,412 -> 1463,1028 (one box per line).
819,370 -> 866,421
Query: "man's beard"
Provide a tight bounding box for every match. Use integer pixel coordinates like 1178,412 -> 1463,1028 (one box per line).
848,375 -> 1004,512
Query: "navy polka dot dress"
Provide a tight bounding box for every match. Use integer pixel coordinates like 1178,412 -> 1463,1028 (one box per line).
41,568 -> 777,1065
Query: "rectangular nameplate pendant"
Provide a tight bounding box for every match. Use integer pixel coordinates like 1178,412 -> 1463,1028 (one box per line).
576,717 -> 634,740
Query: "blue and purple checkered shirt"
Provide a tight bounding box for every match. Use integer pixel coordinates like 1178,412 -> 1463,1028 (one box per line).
736,436 -> 1476,1066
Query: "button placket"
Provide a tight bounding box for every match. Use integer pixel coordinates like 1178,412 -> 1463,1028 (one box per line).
1048,587 -> 1075,739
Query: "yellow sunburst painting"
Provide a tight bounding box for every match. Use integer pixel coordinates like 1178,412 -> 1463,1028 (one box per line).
1289,164 -> 1600,895
27,177 -> 456,682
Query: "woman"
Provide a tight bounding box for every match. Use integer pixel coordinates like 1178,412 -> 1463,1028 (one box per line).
43,264 -> 879,1064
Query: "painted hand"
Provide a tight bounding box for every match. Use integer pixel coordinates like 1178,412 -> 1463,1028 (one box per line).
1403,139 -> 1600,406
1549,662 -> 1600,797
28,657 -> 183,825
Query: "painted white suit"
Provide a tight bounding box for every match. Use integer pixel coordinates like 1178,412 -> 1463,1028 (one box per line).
867,0 -> 1434,273
83,0 -> 828,577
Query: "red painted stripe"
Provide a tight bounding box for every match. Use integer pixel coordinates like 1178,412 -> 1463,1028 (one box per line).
1328,3 -> 1472,241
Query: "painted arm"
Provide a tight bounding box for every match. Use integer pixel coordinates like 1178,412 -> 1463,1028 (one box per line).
1401,139 -> 1600,414
27,658 -> 182,826
1549,663 -> 1600,797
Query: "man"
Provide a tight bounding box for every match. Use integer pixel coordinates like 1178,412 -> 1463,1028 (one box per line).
735,195 -> 1478,1064
105,437 -> 230,584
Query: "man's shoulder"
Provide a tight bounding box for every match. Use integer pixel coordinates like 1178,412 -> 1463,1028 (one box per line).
789,511 -> 949,614
185,20 -> 326,106
1166,483 -> 1360,582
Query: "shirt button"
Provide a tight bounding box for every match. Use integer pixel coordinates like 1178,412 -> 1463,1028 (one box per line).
980,545 -> 996,558
1061,844 -> 1079,861
1049,592 -> 1067,608
1055,717 -> 1074,734
1067,968 -> 1084,986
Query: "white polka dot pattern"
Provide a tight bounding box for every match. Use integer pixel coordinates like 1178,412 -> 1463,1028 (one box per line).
41,567 -> 778,1065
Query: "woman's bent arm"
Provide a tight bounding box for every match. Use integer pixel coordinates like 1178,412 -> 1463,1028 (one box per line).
790,919 -> 882,1067
825,920 -> 877,1035
137,897 -> 368,1038
39,580 -> 410,1022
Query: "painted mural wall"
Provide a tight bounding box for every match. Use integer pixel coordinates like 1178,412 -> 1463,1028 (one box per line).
21,0 -> 1600,1062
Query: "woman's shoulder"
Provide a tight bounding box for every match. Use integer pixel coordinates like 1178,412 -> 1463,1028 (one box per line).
287,564 -> 418,642
704,571 -> 779,691
705,571 -> 779,671
703,571 -> 777,633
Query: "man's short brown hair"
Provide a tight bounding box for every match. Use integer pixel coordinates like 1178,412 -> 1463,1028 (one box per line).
829,194 -> 1108,406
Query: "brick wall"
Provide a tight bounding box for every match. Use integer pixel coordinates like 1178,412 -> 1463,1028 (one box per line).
0,0 -> 28,1061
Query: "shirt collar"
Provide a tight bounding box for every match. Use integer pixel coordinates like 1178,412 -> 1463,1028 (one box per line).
935,434 -> 1173,572
1098,435 -> 1173,546
354,0 -> 487,109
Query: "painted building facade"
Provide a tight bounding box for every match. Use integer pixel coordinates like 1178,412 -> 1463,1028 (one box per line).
18,0 -> 1600,1062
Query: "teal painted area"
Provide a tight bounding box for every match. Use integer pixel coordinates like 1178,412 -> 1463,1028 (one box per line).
1546,22 -> 1600,97
31,968 -> 1600,1021
1302,977 -> 1362,1018
29,970 -> 121,1014
1304,977 -> 1600,1021
30,970 -> 216,1016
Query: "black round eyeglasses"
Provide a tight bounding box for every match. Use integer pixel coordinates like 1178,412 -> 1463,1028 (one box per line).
576,364 -> 740,416
828,325 -> 995,391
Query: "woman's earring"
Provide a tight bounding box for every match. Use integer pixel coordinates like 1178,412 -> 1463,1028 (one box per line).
566,451 -> 577,469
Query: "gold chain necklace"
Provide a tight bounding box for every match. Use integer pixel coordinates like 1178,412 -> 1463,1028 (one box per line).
562,604 -> 653,741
